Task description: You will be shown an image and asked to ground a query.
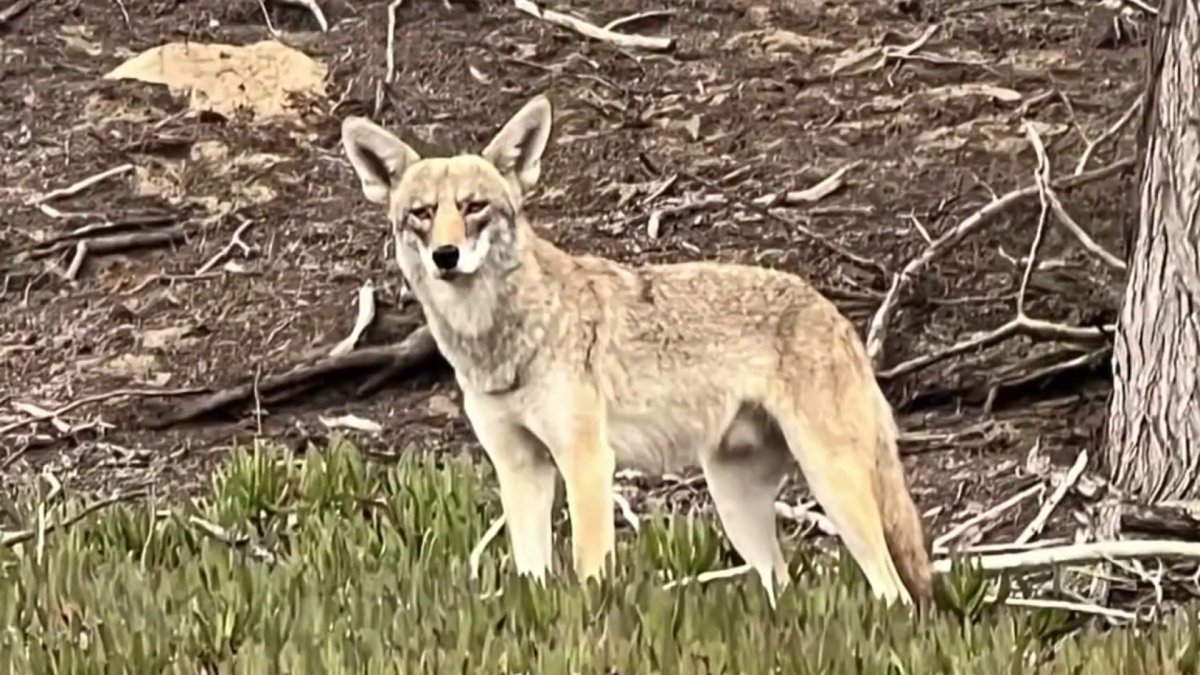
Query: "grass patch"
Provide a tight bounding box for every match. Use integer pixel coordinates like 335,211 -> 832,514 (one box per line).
1,439 -> 1197,673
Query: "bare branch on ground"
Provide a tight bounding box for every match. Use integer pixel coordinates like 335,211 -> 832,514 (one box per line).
0,387 -> 206,438
865,155 -> 1133,371
196,218 -> 255,275
27,164 -> 134,206
513,0 -> 674,52
386,0 -> 406,84
680,168 -> 884,275
933,540 -> 1200,574
1,491 -> 146,548
61,227 -> 187,280
144,326 -> 439,428
933,482 -> 1044,553
1015,449 -> 1090,545
329,281 -> 377,357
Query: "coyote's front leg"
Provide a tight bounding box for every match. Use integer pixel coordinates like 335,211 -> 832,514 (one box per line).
462,392 -> 557,579
542,382 -> 617,582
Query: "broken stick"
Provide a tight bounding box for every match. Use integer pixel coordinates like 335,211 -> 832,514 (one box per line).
196,219 -> 255,275
28,164 -> 134,206
514,0 -> 674,52
145,326 -> 439,428
865,156 -> 1133,366
329,281 -> 377,358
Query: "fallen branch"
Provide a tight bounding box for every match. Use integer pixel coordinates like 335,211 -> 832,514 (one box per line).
933,483 -> 1044,553
195,219 -> 255,275
187,515 -> 278,564
1044,188 -> 1126,272
329,281 -> 377,357
1,491 -> 145,548
878,314 -> 1111,380
641,164 -> 859,241
27,164 -> 134,206
830,24 -> 939,76
0,387 -> 204,437
385,0 -> 406,84
1014,449 -> 1090,545
751,161 -> 862,207
997,595 -> 1138,622
144,326 -> 439,428
0,0 -> 36,24
680,170 -> 883,275
662,564 -> 754,590
61,227 -> 187,281
1075,93 -> 1142,176
866,155 -> 1133,369
933,540 -> 1200,574
602,9 -> 674,33
514,0 -> 674,52
21,211 -> 178,255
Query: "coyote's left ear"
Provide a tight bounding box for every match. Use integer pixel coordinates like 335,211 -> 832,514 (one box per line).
341,117 -> 422,205
481,94 -> 553,192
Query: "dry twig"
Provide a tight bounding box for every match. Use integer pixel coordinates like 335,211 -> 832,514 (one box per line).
866,156 -> 1133,370
830,24 -> 939,76
0,0 -> 37,24
680,169 -> 883,275
1,491 -> 145,548
27,164 -> 134,206
0,387 -> 205,437
329,281 -> 377,357
146,327 -> 438,427
61,227 -> 187,281
514,0 -> 674,51
196,219 -> 255,275
1014,449 -> 1090,545
386,0 -> 406,84
933,483 -> 1044,553
187,515 -> 278,564
934,540 -> 1200,574
1075,93 -> 1142,176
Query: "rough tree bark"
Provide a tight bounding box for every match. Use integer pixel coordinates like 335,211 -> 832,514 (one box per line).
1103,0 -> 1200,501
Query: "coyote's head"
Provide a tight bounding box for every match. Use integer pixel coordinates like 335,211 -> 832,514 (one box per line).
340,95 -> 553,283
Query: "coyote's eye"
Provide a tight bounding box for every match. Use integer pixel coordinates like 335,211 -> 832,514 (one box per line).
408,205 -> 434,223
462,200 -> 489,216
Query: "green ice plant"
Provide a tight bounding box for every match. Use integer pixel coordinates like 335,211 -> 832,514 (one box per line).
0,438 -> 1196,674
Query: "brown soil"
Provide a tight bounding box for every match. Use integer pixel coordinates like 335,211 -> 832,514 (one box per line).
1,0 -> 1144,550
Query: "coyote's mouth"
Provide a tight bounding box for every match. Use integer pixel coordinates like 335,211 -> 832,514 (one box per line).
433,268 -> 464,282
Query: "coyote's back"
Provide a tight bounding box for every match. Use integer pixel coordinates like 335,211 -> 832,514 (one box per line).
339,93 -> 934,611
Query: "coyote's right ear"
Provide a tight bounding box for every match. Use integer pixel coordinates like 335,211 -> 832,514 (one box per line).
341,117 -> 422,205
481,94 -> 554,192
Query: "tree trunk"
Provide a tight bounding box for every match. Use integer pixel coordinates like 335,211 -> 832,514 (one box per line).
1103,0 -> 1200,500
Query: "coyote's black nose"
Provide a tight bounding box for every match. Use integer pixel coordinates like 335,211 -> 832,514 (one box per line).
432,245 -> 459,271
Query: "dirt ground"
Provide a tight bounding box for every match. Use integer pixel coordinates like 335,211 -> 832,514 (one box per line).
1,0 -> 1144,549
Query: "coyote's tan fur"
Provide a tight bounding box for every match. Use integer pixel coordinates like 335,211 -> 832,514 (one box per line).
340,94 -> 934,608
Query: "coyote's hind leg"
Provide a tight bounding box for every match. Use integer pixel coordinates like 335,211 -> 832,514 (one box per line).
702,406 -> 792,606
773,406 -> 910,604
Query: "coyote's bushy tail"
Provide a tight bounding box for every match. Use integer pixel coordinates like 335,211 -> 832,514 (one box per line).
873,388 -> 935,610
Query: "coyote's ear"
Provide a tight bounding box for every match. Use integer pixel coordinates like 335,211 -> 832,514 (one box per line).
481,94 -> 553,192
341,117 -> 422,205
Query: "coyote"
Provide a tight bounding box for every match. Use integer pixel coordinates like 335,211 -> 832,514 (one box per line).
340,94 -> 934,609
